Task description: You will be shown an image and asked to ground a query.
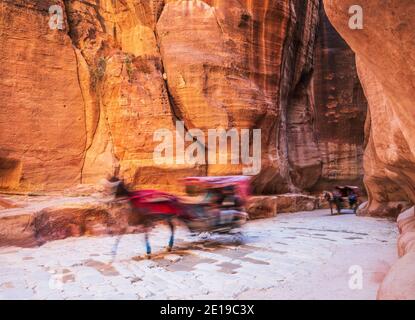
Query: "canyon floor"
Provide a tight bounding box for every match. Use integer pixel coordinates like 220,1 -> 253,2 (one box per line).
0,210 -> 397,300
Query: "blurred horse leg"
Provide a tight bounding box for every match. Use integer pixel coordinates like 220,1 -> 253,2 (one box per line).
144,218 -> 152,257
167,217 -> 175,252
144,231 -> 151,257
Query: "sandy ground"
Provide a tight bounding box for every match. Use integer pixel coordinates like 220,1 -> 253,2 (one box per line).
0,209 -> 398,300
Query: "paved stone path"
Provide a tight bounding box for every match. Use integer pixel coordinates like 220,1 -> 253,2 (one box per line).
0,210 -> 397,300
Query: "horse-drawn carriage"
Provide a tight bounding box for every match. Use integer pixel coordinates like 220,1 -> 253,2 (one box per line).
323,186 -> 361,215
112,176 -> 250,256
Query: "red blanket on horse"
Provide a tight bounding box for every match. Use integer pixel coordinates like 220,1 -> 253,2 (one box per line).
128,190 -> 183,216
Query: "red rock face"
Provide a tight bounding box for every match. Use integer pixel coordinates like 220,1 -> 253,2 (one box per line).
323,0 -> 415,217
0,198 -> 134,248
157,0 -> 288,188
281,0 -> 322,192
64,0 -> 205,192
378,207 -> 415,300
157,0 -> 325,193
0,0 -> 303,192
0,0 -> 367,195
0,0 -> 86,190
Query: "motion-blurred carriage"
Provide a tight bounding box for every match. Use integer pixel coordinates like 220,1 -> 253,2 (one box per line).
113,176 -> 250,256
181,176 -> 250,233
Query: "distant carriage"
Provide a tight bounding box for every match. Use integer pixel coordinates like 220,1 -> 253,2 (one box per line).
323,186 -> 361,215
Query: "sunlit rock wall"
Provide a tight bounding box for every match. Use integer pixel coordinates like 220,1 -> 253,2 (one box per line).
0,0 -> 368,195
0,0 -> 327,193
0,0 -> 86,190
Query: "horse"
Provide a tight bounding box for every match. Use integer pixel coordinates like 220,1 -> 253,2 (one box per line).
322,191 -> 342,215
112,180 -> 187,257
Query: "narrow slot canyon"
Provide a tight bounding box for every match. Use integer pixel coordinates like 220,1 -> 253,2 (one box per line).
0,0 -> 414,300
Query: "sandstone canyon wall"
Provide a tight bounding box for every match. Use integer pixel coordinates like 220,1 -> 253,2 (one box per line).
0,0 -> 86,191
323,0 -> 414,217
0,0 -> 311,192
0,0 -> 367,195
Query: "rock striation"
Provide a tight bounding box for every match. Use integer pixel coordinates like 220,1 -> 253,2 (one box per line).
1,0 -> 366,195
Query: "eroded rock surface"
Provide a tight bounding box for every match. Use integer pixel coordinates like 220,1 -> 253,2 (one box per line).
247,196 -> 279,220
0,0 -> 367,195
247,194 -> 318,219
0,0 -> 86,191
378,207 -> 415,300
0,195 -> 133,247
